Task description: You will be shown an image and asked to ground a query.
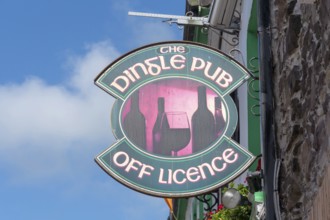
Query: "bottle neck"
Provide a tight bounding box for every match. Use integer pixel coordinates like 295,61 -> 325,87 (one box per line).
214,97 -> 221,111
130,91 -> 140,112
157,97 -> 165,113
197,86 -> 208,109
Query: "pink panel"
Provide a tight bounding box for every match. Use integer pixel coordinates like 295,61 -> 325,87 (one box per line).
121,78 -> 225,157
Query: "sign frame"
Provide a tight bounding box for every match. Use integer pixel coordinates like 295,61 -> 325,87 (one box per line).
94,41 -> 256,198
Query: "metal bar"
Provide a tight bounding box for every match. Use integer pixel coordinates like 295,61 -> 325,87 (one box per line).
128,11 -> 208,26
257,0 -> 276,219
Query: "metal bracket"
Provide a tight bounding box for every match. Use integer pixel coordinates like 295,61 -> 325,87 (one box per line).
128,11 -> 240,34
195,191 -> 220,219
128,11 -> 208,26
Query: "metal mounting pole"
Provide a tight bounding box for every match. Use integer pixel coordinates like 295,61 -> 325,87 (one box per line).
257,0 -> 276,219
128,11 -> 208,26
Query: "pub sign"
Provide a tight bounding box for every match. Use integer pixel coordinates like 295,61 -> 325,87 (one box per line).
94,41 -> 256,197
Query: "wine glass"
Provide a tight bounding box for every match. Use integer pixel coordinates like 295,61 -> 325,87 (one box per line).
162,112 -> 191,156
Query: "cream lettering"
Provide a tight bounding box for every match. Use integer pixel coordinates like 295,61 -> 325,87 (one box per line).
112,148 -> 240,185
211,156 -> 227,172
156,148 -> 239,185
144,57 -> 162,76
190,57 -> 205,71
109,55 -> 234,93
138,164 -> 154,179
110,76 -> 130,93
186,167 -> 201,182
191,56 -> 233,88
223,148 -> 239,163
113,151 -> 129,167
113,151 -> 155,178
173,169 -> 186,184
215,70 -> 233,88
110,55 -> 187,93
170,55 -> 186,69
159,45 -> 186,54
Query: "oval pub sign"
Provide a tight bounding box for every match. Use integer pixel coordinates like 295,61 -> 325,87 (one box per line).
94,41 -> 256,198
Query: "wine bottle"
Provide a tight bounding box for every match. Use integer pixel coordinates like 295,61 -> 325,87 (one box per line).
123,90 -> 146,150
215,97 -> 225,137
152,97 -> 171,156
191,86 -> 216,153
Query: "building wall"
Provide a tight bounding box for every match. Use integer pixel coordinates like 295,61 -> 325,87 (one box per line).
308,166 -> 330,220
270,0 -> 330,219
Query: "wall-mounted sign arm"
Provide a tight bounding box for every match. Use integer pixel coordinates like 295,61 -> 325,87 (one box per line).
94,41 -> 257,198
128,11 -> 208,27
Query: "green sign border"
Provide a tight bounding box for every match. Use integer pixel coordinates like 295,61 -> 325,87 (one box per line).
94,41 -> 256,198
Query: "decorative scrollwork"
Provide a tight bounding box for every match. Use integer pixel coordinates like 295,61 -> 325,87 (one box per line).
233,10 -> 241,21
195,191 -> 220,219
248,57 -> 260,76
229,48 -> 246,66
247,57 -> 260,116
247,57 -> 260,87
227,52 -> 261,116
231,10 -> 241,30
248,80 -> 260,99
222,34 -> 239,47
229,49 -> 260,81
251,104 -> 261,116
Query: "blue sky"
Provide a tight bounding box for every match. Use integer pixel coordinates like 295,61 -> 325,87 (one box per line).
0,1 -> 185,219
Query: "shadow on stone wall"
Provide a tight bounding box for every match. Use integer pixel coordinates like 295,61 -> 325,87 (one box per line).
271,0 -> 330,219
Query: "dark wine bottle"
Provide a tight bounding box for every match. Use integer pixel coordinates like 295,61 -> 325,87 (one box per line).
191,86 -> 216,153
152,97 -> 171,156
215,97 -> 225,137
123,90 -> 146,150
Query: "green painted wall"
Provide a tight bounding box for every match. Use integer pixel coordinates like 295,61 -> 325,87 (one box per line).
193,7 -> 209,44
247,0 -> 261,170
175,2 -> 261,218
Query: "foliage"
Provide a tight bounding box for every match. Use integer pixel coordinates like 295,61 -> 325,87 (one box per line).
205,183 -> 252,220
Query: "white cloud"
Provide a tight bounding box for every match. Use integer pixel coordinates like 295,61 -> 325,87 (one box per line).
118,0 -> 183,49
0,3 -> 181,220
0,16 -> 181,188
0,40 -> 118,184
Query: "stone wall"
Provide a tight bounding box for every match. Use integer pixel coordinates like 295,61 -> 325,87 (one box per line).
270,0 -> 330,219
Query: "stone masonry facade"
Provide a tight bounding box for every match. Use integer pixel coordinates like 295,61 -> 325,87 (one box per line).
270,0 -> 330,219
